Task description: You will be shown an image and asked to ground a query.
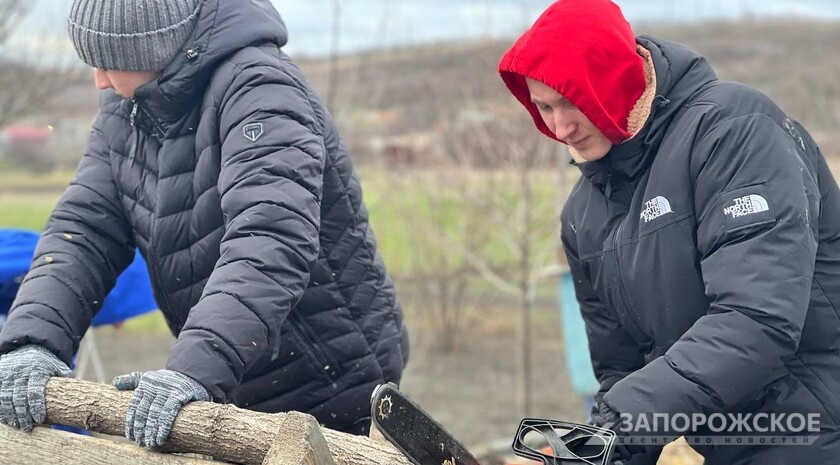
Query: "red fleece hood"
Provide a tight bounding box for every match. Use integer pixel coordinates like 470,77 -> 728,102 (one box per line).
498,0 -> 645,145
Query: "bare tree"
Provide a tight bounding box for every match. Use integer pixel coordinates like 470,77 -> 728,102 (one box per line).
325,0 -> 343,111
0,0 -> 87,170
381,81 -> 573,414
445,98 -> 570,417
0,64 -> 75,129
0,0 -> 30,43
0,0 -> 85,124
388,164 -> 493,353
0,0 -> 41,126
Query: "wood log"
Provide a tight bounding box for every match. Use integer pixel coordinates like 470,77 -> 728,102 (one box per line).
0,425 -> 219,465
262,412 -> 335,465
45,377 -> 411,465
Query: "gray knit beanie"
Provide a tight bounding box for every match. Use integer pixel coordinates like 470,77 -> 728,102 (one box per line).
68,0 -> 202,71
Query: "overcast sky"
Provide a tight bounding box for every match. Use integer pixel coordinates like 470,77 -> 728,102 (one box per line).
4,0 -> 839,63
272,0 -> 840,56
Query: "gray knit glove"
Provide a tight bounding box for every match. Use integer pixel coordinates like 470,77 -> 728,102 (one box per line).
113,369 -> 210,448
0,345 -> 72,431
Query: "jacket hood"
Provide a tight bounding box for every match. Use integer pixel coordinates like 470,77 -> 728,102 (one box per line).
133,0 -> 288,126
578,37 -> 718,194
498,0 -> 646,145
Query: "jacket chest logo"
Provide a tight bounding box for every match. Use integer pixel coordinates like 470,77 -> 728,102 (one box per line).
243,122 -> 264,142
723,194 -> 769,219
640,196 -> 673,223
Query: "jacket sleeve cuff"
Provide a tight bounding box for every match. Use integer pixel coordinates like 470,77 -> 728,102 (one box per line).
603,356 -> 724,436
166,329 -> 241,403
0,276 -> 88,365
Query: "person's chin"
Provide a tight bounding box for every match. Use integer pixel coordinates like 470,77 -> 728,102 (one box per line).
582,151 -> 607,162
577,144 -> 611,162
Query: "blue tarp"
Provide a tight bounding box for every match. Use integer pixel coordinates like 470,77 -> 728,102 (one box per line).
0,229 -> 158,435
558,270 -> 600,396
0,229 -> 157,326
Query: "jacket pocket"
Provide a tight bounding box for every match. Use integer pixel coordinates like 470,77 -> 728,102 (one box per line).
287,312 -> 343,383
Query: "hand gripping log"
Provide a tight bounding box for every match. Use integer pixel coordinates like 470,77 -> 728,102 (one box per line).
1,377 -> 411,465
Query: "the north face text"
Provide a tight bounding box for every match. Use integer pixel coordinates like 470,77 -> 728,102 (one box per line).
724,195 -> 769,219
641,196 -> 673,223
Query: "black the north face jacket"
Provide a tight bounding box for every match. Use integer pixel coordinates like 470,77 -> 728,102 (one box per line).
0,0 -> 408,431
562,38 -> 840,464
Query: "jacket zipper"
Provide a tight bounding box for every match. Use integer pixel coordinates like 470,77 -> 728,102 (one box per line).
128,102 -> 140,166
129,101 -> 138,125
611,219 -> 651,348
288,312 -> 340,380
137,103 -> 166,138
129,99 -> 185,332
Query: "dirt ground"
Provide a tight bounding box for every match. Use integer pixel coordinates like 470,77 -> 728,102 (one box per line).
81,298 -> 703,464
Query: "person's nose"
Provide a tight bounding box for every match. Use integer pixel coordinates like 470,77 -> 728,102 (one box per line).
93,69 -> 112,90
551,108 -> 577,141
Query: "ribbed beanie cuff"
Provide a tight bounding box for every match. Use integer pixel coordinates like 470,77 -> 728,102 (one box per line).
68,0 -> 201,71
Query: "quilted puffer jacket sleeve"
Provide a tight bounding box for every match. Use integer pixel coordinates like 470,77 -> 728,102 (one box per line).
166,62 -> 325,402
561,208 -> 645,400
604,114 -> 819,425
0,111 -> 135,364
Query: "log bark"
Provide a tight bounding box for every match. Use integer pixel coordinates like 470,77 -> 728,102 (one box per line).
0,425 -> 219,465
45,378 -> 411,465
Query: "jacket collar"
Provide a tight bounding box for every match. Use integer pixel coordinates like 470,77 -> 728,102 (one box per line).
130,0 -> 288,138
578,37 -> 718,199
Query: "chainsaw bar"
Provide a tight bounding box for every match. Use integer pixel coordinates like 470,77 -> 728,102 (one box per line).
370,383 -> 481,465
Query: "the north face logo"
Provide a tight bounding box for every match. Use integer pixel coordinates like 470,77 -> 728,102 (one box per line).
723,195 -> 769,219
640,196 -> 673,223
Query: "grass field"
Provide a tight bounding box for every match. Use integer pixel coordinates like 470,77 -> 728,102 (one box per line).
0,192 -> 60,230
0,167 -> 568,335
1,167 -> 566,271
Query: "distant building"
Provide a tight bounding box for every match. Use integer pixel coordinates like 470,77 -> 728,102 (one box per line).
0,124 -> 53,171
2,124 -> 51,145
369,131 -> 442,169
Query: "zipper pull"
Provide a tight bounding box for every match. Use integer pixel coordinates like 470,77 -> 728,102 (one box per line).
128,100 -> 140,166
270,333 -> 280,361
129,100 -> 139,127
128,127 -> 139,166
653,95 -> 670,108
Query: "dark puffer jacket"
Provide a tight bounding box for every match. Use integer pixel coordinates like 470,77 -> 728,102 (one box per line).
559,38 -> 840,463
0,0 -> 408,431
